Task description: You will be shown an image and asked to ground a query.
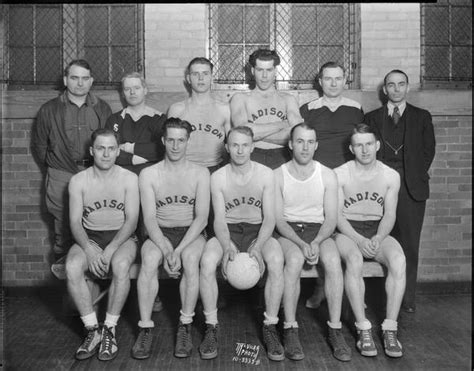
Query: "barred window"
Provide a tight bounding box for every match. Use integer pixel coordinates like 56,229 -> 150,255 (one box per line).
421,1 -> 472,88
4,4 -> 144,88
208,3 -> 360,89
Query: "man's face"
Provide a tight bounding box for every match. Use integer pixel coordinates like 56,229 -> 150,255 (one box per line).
64,65 -> 93,98
187,63 -> 212,93
226,131 -> 254,166
123,77 -> 147,107
289,126 -> 318,165
252,59 -> 276,91
162,127 -> 189,162
349,133 -> 380,166
319,66 -> 346,98
383,72 -> 409,104
90,134 -> 119,170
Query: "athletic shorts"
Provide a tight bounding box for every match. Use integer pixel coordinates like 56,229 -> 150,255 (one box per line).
228,222 -> 261,252
85,229 -> 138,249
161,226 -> 189,248
274,222 -> 322,244
347,220 -> 380,239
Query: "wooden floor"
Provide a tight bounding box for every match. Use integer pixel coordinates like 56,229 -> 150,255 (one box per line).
3,279 -> 472,371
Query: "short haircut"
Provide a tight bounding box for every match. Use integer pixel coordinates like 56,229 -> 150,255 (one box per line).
162,117 -> 193,138
318,61 -> 346,78
91,128 -> 118,146
64,59 -> 91,77
186,57 -> 214,75
350,123 -> 378,143
121,72 -> 147,89
227,126 -> 254,141
383,69 -> 409,85
249,49 -> 280,67
290,122 -> 317,141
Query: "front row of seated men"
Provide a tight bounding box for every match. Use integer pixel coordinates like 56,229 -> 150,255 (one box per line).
65,119 -> 406,362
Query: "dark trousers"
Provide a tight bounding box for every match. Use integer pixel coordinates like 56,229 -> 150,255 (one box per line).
391,176 -> 426,309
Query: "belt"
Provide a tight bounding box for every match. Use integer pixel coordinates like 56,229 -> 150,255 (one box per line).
75,159 -> 92,167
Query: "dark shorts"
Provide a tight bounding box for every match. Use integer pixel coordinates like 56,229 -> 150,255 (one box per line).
228,223 -> 261,252
161,226 -> 190,248
347,220 -> 380,239
275,222 -> 322,244
85,229 -> 137,249
251,147 -> 290,170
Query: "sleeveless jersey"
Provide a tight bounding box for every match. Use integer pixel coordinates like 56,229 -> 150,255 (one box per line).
220,162 -> 266,224
82,167 -> 128,231
281,161 -> 325,223
335,160 -> 396,221
153,163 -> 197,227
180,100 -> 226,167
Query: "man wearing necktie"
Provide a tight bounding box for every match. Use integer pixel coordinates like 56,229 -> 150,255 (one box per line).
364,70 -> 436,313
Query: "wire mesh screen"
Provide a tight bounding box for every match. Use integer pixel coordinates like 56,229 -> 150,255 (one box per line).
209,3 -> 356,88
5,4 -> 143,86
422,1 -> 472,83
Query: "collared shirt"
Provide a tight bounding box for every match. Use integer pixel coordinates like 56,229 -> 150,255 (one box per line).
64,93 -> 100,161
387,101 -> 406,117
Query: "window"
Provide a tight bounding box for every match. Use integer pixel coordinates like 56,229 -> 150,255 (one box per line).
421,1 -> 472,88
208,3 -> 359,89
4,4 -> 144,87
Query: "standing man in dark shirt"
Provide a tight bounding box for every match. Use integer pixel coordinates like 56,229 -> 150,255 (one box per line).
299,61 -> 364,308
106,72 -> 167,176
365,70 -> 435,313
32,59 -> 112,258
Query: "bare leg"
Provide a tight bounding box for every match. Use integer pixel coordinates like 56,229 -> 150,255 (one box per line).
199,238 -> 223,316
261,238 -> 284,318
280,237 -> 304,323
180,236 -> 206,315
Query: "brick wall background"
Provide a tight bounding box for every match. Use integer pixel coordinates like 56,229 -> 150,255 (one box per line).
1,3 -> 472,286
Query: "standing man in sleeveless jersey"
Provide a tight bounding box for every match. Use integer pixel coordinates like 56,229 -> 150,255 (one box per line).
230,49 -> 303,169
274,123 -> 351,362
131,118 -> 210,360
66,128 -> 139,361
198,126 -> 284,361
335,124 -> 406,358
168,57 -> 231,173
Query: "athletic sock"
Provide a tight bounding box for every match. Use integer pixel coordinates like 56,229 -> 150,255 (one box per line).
355,320 -> 372,331
81,312 -> 99,329
283,321 -> 298,329
179,309 -> 195,325
381,319 -> 398,331
104,313 -> 120,328
327,320 -> 342,329
138,320 -> 155,329
203,308 -> 218,326
263,312 -> 279,326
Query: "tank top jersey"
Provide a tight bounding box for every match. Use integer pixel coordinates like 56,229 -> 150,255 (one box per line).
281,161 -> 325,224
220,162 -> 266,224
335,160 -> 396,221
181,100 -> 226,168
153,163 -> 197,228
82,167 -> 129,231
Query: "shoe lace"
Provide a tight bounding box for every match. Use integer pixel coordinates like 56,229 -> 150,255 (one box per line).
202,325 -> 217,350
264,325 -> 280,351
101,326 -> 114,353
139,328 -> 152,348
330,328 -> 345,348
385,331 -> 397,347
177,324 -> 190,348
360,329 -> 373,347
82,328 -> 97,349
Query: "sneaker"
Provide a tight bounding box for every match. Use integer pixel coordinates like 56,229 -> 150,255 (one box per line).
98,325 -> 118,361
356,328 -> 377,357
75,325 -> 101,360
383,330 -> 403,358
328,327 -> 352,361
262,324 -> 284,361
174,322 -> 193,358
131,327 -> 153,360
152,297 -> 163,312
199,324 -> 218,360
283,327 -> 305,361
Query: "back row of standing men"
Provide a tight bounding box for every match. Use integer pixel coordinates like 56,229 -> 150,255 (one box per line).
32,49 -> 436,362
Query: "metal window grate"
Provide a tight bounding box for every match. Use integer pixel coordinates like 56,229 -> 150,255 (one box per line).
208,3 -> 358,89
421,0 -> 472,86
4,4 -> 143,87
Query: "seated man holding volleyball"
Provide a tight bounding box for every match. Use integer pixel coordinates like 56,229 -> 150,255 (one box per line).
199,126 -> 285,361
274,123 -> 351,362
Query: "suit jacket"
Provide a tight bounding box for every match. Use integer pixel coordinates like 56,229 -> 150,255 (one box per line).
365,103 -> 436,202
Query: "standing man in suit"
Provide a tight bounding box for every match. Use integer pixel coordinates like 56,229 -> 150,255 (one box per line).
365,70 -> 436,313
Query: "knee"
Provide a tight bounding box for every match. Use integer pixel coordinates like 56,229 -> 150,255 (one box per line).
265,252 -> 284,274
140,244 -> 161,273
320,249 -> 342,273
65,256 -> 84,281
111,257 -> 132,279
284,252 -> 304,274
344,252 -> 364,273
200,254 -> 218,276
182,251 -> 200,274
388,253 -> 406,279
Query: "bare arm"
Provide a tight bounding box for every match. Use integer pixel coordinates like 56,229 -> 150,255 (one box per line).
313,167 -> 338,244
212,172 -> 232,252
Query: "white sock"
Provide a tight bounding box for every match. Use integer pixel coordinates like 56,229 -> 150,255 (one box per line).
283,321 -> 298,329
179,309 -> 195,325
203,309 -> 218,326
327,321 -> 342,329
263,312 -> 279,326
104,312 -> 120,328
381,319 -> 398,331
138,320 -> 155,328
355,320 -> 372,331
80,312 -> 98,329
